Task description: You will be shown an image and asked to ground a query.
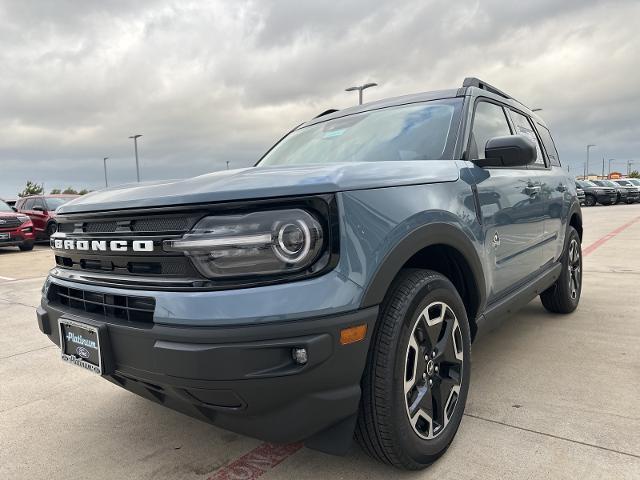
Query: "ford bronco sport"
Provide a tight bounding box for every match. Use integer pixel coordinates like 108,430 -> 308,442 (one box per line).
37,77 -> 583,469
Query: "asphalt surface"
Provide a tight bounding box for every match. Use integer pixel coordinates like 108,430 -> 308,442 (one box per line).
1,205 -> 639,479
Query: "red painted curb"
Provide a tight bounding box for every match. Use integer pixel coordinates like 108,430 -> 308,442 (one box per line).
582,216 -> 639,257
207,442 -> 303,480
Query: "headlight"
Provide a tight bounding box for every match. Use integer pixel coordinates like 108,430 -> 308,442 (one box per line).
593,189 -> 603,195
165,209 -> 327,279
17,215 -> 30,224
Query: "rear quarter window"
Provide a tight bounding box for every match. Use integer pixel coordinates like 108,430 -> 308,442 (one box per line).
536,124 -> 561,167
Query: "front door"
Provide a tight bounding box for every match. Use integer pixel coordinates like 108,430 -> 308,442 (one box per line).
467,100 -> 544,303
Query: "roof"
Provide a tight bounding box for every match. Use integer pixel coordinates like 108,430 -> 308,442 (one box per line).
302,77 -> 542,128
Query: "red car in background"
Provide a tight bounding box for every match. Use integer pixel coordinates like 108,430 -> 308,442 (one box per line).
0,199 -> 36,251
15,194 -> 79,239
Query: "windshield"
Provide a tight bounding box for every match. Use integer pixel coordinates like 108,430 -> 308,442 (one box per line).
615,180 -> 631,186
0,200 -> 13,212
580,181 -> 597,187
595,180 -> 615,187
259,99 -> 462,166
46,197 -> 73,210
626,179 -> 640,186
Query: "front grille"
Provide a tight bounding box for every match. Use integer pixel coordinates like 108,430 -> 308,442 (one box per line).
57,215 -> 199,234
0,218 -> 22,229
49,284 -> 155,323
53,212 -> 205,283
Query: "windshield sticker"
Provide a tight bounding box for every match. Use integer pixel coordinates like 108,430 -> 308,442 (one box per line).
323,129 -> 346,139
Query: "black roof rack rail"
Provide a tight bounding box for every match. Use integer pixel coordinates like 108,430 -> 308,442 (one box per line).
314,109 -> 339,119
462,77 -> 511,100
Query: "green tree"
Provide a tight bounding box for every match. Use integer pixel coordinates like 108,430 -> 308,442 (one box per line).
50,188 -> 61,194
629,170 -> 639,179
62,187 -> 78,195
18,180 -> 44,197
78,189 -> 91,195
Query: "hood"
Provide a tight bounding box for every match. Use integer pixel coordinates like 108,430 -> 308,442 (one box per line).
58,161 -> 460,214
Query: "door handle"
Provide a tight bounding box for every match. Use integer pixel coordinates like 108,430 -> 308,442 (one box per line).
525,185 -> 541,196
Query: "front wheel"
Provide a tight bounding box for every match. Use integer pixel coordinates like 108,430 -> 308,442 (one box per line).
584,195 -> 596,207
19,241 -> 34,251
356,269 -> 471,469
46,222 -> 57,238
540,227 -> 582,313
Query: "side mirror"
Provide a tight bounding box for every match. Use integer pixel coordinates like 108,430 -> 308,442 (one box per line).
11,207 -> 17,212
474,135 -> 536,168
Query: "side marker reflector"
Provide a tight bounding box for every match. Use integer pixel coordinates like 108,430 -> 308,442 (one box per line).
340,324 -> 367,345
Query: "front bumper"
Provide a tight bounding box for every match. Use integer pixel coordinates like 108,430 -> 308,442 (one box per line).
596,193 -> 618,204
37,293 -> 377,445
0,225 -> 35,247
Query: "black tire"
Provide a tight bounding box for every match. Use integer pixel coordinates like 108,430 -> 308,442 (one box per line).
355,269 -> 471,470
584,194 -> 596,207
19,241 -> 34,251
45,221 -> 57,238
540,227 -> 582,314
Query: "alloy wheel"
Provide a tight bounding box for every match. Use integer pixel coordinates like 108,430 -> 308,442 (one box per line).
568,238 -> 581,300
404,301 -> 464,440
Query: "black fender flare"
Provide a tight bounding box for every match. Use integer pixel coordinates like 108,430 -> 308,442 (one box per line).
567,200 -> 583,241
359,223 -> 487,315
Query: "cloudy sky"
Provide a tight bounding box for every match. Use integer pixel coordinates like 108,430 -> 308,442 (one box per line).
1,0 -> 639,198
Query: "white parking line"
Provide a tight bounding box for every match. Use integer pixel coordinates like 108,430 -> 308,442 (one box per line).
0,275 -> 16,281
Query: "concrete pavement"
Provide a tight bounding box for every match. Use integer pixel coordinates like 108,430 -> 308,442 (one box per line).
1,205 -> 639,479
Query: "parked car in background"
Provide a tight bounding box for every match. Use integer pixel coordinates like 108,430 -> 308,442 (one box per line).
575,181 -> 585,205
611,179 -> 640,203
2,198 -> 17,208
592,180 -> 633,204
576,180 -> 616,206
15,194 -> 79,239
0,199 -> 36,251
620,178 -> 640,187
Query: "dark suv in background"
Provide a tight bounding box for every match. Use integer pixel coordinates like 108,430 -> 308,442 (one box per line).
577,180 -> 617,206
37,78 -> 582,470
16,194 -> 79,239
611,179 -> 640,203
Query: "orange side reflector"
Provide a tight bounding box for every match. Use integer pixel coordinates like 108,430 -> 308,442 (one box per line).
340,324 -> 367,345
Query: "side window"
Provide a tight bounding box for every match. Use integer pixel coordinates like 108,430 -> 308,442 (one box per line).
509,110 -> 544,166
536,124 -> 561,167
22,198 -> 34,210
469,101 -> 512,160
32,198 -> 45,210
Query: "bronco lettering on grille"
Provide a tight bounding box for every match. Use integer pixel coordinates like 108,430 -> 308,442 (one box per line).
52,239 -> 154,252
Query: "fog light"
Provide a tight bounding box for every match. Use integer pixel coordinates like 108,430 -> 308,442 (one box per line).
292,347 -> 308,365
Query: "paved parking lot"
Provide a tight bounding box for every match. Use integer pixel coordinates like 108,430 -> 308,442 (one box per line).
1,205 -> 639,479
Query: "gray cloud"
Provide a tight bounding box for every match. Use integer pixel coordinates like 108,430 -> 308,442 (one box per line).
1,0 -> 639,197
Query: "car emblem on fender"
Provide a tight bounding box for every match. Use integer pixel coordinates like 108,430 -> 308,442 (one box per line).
76,346 -> 90,359
0,219 -> 6,224
492,231 -> 500,248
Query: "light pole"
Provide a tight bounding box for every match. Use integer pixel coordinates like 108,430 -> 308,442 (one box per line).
129,134 -> 142,182
608,158 -> 617,177
226,161 -> 229,170
586,144 -> 596,179
345,82 -> 378,105
103,157 -> 109,188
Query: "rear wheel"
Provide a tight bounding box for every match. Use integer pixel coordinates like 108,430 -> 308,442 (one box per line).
584,194 -> 596,207
540,227 -> 582,313
356,269 -> 471,469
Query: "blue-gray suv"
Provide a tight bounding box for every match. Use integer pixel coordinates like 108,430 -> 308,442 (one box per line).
37,77 -> 583,469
